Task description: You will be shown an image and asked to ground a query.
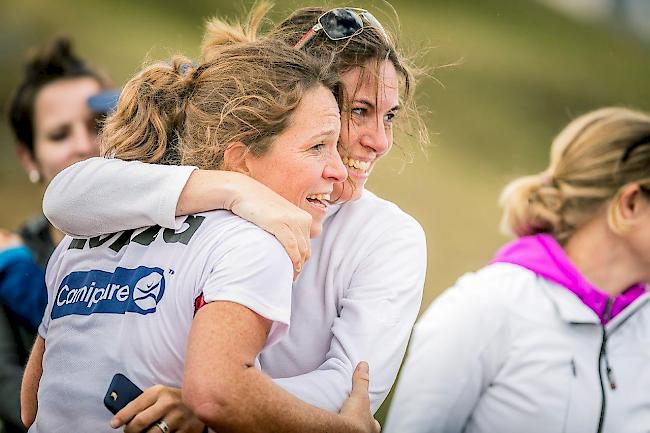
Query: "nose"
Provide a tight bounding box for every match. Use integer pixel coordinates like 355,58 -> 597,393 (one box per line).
324,149 -> 348,183
360,121 -> 391,156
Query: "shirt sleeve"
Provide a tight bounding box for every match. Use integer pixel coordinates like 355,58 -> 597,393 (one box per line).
200,225 -> 294,349
383,273 -> 508,433
272,218 -> 427,412
43,157 -> 196,237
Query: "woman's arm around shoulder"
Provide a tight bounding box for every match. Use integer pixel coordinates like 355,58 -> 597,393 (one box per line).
43,158 -> 310,272
43,157 -> 196,237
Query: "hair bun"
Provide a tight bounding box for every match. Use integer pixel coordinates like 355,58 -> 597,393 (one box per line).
499,172 -> 563,238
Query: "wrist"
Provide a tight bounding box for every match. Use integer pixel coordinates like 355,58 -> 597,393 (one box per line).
177,170 -> 244,215
216,170 -> 248,211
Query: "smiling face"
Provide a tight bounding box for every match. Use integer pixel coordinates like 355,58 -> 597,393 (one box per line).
19,77 -> 103,185
335,59 -> 400,201
245,85 -> 347,237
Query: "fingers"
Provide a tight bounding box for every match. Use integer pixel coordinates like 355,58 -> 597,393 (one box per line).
350,361 -> 371,399
284,210 -> 311,273
123,405 -> 170,433
340,362 -> 380,433
116,386 -> 203,433
272,225 -> 303,277
298,217 -> 311,263
111,386 -> 161,428
112,385 -> 180,432
273,218 -> 311,277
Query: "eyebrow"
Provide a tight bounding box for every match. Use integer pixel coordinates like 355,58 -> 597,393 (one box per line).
309,128 -> 339,141
353,98 -> 400,112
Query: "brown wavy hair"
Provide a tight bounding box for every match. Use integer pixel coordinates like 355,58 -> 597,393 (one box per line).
101,21 -> 340,169
201,2 -> 428,155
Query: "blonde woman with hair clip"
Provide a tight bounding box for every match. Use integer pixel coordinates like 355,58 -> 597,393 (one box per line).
42,2 -> 428,426
21,30 -> 381,433
384,107 -> 650,433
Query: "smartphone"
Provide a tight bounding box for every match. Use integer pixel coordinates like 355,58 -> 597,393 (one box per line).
104,373 -> 143,415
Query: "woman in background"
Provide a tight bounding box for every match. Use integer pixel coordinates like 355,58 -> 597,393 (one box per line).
385,107 -> 650,433
0,37 -> 114,433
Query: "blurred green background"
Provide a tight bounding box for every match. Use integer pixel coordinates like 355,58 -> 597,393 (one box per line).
1,0 -> 649,423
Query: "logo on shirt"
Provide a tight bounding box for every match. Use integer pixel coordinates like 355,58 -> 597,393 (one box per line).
51,266 -> 165,320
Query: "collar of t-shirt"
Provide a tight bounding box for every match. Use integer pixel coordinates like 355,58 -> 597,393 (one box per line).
491,233 -> 646,324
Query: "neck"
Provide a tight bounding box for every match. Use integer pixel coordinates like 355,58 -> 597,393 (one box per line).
564,217 -> 643,297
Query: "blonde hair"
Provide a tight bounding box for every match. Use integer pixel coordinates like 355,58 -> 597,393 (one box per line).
500,107 -> 650,243
101,15 -> 339,169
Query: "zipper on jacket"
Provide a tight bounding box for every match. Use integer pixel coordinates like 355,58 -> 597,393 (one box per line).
596,297 -> 615,433
602,299 -> 617,391
570,358 -> 577,377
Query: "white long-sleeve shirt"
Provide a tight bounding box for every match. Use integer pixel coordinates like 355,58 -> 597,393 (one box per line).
43,157 -> 427,412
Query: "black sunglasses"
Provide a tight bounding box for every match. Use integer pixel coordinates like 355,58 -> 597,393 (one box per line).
294,8 -> 388,50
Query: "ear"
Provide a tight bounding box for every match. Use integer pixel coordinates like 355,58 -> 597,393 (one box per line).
15,144 -> 40,179
223,141 -> 252,175
618,183 -> 647,221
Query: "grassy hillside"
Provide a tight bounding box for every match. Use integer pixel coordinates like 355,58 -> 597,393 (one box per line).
1,0 -> 649,423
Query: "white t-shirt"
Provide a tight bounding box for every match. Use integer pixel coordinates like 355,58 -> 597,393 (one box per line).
43,157 -> 427,412
31,211 -> 292,433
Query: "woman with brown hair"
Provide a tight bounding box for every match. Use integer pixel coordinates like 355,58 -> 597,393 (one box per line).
385,107 -> 650,433
44,3 -> 428,424
22,26 -> 380,433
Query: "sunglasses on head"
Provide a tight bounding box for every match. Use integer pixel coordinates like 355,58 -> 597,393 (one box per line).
294,8 -> 388,50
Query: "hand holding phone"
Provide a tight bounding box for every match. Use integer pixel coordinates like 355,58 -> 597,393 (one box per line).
104,373 -> 143,415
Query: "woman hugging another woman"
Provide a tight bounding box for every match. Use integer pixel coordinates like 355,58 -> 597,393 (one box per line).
22,15 -> 380,433
43,2 -> 428,426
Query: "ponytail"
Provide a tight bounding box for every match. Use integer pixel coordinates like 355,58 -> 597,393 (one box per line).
499,172 -> 563,238
100,55 -> 196,164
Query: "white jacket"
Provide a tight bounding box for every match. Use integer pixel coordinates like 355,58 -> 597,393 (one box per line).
385,263 -> 650,433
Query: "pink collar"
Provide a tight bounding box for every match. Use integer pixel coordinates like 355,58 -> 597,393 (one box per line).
491,234 -> 646,324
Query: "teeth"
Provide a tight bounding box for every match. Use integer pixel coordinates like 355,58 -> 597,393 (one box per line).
342,157 -> 370,171
307,193 -> 331,201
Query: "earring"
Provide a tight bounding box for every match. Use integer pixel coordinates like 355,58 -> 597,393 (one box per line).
28,169 -> 41,184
